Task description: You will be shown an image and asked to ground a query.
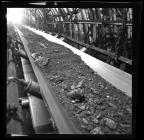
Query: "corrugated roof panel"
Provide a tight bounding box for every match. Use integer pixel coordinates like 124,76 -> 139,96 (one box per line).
51,9 -> 56,15
49,10 -> 53,15
38,9 -> 43,18
55,8 -> 59,13
52,8 -> 57,14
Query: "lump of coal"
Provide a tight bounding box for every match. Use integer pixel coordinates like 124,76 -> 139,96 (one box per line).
58,82 -> 68,90
67,88 -> 85,102
31,52 -> 42,59
104,118 -> 117,129
34,57 -> 49,66
90,127 -> 103,134
71,79 -> 85,90
82,118 -> 88,124
53,50 -> 60,53
49,75 -> 64,84
107,102 -> 117,109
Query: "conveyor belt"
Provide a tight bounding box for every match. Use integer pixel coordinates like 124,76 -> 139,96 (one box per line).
15,27 -> 81,134
14,25 -> 132,134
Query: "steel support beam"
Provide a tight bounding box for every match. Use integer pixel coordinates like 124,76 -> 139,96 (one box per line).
42,20 -> 132,26
15,27 -> 81,134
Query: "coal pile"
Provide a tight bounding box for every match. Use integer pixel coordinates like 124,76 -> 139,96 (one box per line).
19,26 -> 132,134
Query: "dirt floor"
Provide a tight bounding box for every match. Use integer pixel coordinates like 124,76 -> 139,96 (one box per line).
18,26 -> 132,134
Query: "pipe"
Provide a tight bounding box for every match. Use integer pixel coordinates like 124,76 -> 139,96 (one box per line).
7,76 -> 42,98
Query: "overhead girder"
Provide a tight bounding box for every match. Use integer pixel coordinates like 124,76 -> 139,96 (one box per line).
51,8 -> 57,15
23,8 -> 132,42
24,8 -> 132,26
24,8 -> 132,24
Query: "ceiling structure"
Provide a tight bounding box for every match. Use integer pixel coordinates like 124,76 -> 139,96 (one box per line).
7,8 -> 133,73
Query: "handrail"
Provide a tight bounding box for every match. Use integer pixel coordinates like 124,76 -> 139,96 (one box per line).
46,31 -> 132,65
60,33 -> 132,65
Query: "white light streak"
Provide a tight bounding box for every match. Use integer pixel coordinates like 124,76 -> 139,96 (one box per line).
7,8 -> 24,24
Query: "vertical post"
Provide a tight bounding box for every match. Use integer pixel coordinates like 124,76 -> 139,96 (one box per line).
81,9 -> 88,43
79,24 -> 83,42
92,24 -> 97,45
69,23 -> 72,37
71,23 -> 74,38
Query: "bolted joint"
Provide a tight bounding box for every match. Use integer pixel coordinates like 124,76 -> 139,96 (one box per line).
19,97 -> 29,107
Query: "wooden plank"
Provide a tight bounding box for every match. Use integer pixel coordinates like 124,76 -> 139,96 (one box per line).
119,56 -> 132,65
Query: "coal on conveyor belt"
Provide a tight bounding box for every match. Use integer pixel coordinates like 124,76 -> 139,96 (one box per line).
19,26 -> 132,134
